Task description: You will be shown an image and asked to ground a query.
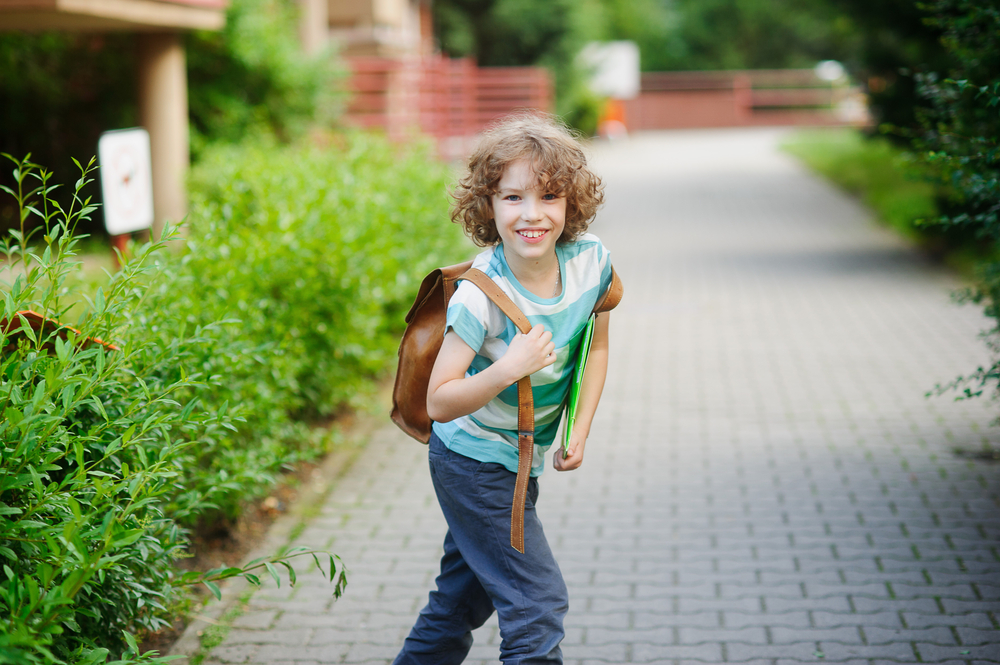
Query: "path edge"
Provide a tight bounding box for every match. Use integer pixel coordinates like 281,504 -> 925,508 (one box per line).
167,401 -> 390,665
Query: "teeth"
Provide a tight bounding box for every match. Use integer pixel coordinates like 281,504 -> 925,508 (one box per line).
520,230 -> 544,238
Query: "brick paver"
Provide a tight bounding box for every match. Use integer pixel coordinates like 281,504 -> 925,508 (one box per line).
196,129 -> 1000,664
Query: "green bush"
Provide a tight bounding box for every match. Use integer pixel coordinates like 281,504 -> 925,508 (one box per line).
1,133 -> 466,663
0,157 -> 239,664
141,133 -> 468,522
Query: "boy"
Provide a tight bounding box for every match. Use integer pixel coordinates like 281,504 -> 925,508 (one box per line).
394,114 -> 613,665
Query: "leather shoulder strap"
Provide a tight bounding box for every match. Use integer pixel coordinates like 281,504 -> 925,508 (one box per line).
593,266 -> 624,314
457,269 -> 532,334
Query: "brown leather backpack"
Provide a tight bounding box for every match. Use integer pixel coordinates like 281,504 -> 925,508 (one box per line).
391,261 -> 623,551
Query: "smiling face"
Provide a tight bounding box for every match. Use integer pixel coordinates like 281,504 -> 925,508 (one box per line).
491,159 -> 567,267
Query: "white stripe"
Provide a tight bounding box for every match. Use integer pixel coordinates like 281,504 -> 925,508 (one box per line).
471,398 -> 563,429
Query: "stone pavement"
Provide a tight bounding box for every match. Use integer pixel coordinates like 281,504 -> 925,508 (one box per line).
197,129 -> 1000,664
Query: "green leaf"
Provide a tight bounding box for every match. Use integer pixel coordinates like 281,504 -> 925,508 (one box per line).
111,529 -> 143,548
203,580 -> 222,601
14,313 -> 37,344
122,631 -> 139,654
0,503 -> 22,516
264,561 -> 281,588
280,561 -> 296,587
94,346 -> 105,376
91,395 -> 109,422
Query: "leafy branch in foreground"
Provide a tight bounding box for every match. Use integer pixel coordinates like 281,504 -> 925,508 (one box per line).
177,547 -> 348,601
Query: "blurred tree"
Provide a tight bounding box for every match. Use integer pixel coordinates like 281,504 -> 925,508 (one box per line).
0,32 -> 137,190
586,0 -> 681,72
434,0 -> 598,72
642,0 -> 859,72
827,0 -> 949,130
433,0 -> 607,131
186,0 -> 343,157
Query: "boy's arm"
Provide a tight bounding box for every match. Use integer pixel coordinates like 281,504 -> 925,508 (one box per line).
427,325 -> 556,424
553,311 -> 610,472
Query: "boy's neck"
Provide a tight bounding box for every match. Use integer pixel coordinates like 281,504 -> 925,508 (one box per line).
502,246 -> 560,298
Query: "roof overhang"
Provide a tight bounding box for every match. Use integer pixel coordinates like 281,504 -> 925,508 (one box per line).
0,0 -> 227,32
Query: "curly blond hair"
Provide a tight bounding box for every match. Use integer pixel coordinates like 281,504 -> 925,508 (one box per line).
451,113 -> 604,247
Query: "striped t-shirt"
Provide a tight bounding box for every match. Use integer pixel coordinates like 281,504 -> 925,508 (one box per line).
432,233 -> 613,476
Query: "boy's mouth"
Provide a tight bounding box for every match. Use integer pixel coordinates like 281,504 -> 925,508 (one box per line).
517,229 -> 547,241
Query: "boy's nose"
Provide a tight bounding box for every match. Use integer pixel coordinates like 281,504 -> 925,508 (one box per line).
521,197 -> 542,221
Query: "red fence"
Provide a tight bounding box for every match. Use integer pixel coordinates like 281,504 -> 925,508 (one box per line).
622,69 -> 870,131
345,56 -> 553,159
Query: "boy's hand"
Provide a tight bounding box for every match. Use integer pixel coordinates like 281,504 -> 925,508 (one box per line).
503,324 -> 556,381
554,434 -> 586,471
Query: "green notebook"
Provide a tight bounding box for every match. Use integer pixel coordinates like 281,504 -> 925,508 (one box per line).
563,313 -> 596,454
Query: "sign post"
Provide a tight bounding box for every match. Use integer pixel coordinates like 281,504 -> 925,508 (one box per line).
578,41 -> 640,139
98,128 -> 154,266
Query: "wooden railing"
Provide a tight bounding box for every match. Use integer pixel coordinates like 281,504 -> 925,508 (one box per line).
623,69 -> 869,130
345,55 -> 552,159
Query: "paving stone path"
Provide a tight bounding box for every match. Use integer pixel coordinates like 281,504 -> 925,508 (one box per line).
198,129 -> 1000,664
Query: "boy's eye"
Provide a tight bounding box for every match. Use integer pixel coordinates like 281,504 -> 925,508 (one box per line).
542,193 -> 559,200
504,194 -> 521,201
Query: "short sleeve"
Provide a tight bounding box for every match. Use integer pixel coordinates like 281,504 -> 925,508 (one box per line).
597,240 -> 613,303
445,279 -> 505,352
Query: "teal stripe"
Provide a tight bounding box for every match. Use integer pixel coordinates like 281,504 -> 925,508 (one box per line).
521,295 -> 601,345
490,373 -> 571,409
447,303 -> 486,352
559,234 -> 604,260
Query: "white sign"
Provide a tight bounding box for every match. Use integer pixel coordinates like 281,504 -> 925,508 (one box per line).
98,128 -> 154,235
578,41 -> 641,100
815,60 -> 846,82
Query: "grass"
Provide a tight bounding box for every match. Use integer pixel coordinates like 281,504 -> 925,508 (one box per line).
780,128 -> 940,244
781,128 -> 999,277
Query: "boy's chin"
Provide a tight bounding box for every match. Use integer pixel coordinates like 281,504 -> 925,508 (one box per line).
508,246 -> 555,262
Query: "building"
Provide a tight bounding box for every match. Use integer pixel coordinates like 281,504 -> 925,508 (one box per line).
0,0 -> 228,238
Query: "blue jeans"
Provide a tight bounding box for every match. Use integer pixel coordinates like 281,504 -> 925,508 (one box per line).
393,433 -> 568,665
